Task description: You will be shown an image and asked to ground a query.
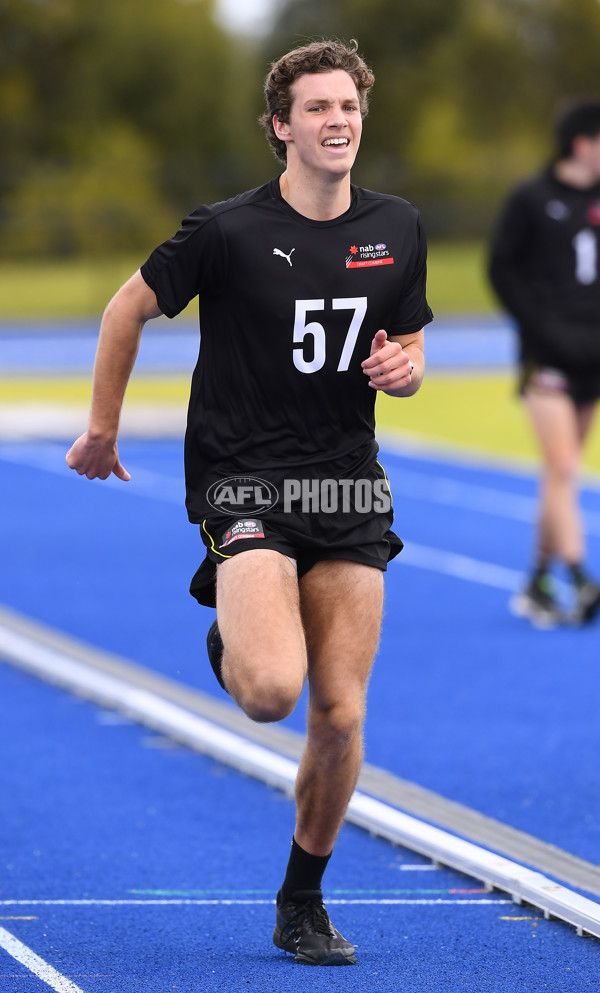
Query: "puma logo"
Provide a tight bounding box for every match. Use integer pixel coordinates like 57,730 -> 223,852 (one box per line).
273,247 -> 295,267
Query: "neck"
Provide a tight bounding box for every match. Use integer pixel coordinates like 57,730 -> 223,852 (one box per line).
554,157 -> 599,190
279,168 -> 352,221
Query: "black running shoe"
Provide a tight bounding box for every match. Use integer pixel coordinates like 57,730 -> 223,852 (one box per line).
571,581 -> 600,624
273,889 -> 356,966
206,619 -> 227,691
510,574 -> 562,629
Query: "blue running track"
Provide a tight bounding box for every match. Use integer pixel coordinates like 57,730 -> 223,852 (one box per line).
1,436 -> 600,990
1,312 -> 599,989
1,657 -> 598,992
1,439 -> 599,860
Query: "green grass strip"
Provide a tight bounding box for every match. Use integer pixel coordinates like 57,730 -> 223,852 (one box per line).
4,373 -> 600,473
0,242 -> 495,318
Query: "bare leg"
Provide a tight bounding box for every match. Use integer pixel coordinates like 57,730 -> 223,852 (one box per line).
216,555 -> 382,964
216,549 -> 307,723
294,560 -> 384,856
575,402 -> 597,448
524,391 -> 595,566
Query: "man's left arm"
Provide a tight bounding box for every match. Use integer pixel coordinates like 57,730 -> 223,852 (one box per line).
361,328 -> 424,397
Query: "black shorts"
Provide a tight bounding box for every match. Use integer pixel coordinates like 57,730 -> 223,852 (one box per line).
189,457 -> 403,608
519,363 -> 600,406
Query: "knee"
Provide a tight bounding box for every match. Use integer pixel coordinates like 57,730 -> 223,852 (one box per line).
308,700 -> 365,756
231,669 -> 304,724
545,454 -> 579,485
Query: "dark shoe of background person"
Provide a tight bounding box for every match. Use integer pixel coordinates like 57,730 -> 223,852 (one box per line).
273,889 -> 356,966
571,580 -> 600,625
510,575 -> 563,629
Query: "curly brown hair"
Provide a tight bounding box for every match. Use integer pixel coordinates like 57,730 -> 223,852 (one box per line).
259,39 -> 375,163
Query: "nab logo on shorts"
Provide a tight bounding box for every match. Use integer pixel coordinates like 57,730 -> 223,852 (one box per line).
206,476 -> 279,515
220,520 -> 265,548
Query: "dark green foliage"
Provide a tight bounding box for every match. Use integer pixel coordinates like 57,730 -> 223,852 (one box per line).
267,0 -> 600,236
2,0 -> 600,256
0,0 -> 271,256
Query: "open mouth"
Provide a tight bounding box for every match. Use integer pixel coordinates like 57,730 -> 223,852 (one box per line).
322,137 -> 350,147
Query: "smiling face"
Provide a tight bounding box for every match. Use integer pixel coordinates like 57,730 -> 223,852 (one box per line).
273,69 -> 363,181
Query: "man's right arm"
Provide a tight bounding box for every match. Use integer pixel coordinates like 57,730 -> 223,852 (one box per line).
66,270 -> 163,481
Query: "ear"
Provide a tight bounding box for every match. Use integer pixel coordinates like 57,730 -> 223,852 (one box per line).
273,114 -> 292,143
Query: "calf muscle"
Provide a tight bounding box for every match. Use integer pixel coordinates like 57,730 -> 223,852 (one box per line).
295,560 -> 384,855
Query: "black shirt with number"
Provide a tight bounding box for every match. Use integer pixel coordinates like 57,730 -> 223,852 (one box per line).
141,178 -> 433,522
489,167 -> 600,373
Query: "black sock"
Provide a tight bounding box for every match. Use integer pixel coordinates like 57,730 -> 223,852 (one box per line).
569,562 -> 589,589
533,561 -> 550,582
279,837 -> 331,903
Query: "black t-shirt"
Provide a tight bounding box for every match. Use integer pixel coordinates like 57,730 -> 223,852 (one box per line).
141,178 -> 432,522
489,167 -> 600,372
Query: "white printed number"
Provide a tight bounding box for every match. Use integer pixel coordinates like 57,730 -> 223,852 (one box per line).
293,297 -> 367,374
573,228 -> 598,285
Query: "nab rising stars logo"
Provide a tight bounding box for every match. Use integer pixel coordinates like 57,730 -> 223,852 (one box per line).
346,241 -> 394,269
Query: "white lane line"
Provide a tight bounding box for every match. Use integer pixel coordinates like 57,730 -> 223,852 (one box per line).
0,898 -> 510,907
4,442 -> 600,530
0,623 -> 300,794
0,443 -> 590,595
0,444 -> 591,592
390,468 -> 600,535
400,543 -> 524,591
0,444 -> 183,505
0,443 -> 524,592
0,927 -> 86,993
397,864 -> 440,871
393,469 -> 537,522
0,443 -> 79,476
378,430 -> 600,492
2,619 -> 600,939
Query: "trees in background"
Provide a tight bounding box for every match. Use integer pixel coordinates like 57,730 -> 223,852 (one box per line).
0,0 -> 270,256
266,0 -> 600,236
2,0 -> 600,256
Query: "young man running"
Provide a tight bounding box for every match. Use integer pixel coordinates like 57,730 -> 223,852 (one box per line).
490,99 -> 600,629
66,40 -> 431,965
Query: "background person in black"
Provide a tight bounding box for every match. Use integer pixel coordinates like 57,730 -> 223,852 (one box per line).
489,99 -> 600,628
66,40 -> 430,965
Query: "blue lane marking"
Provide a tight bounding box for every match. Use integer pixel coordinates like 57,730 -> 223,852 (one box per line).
0,323 -> 200,376
0,442 -> 599,868
3,662 -> 599,992
0,316 -> 515,373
